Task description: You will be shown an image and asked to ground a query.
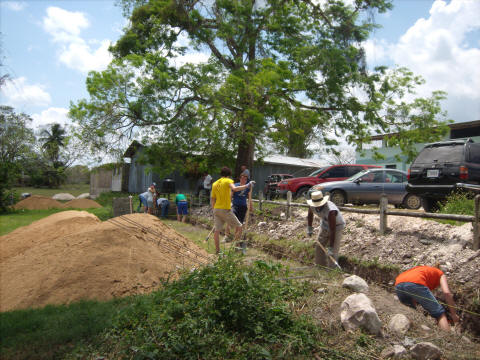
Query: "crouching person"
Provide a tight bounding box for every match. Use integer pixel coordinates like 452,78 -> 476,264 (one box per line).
394,265 -> 460,331
306,191 -> 345,268
156,197 -> 170,219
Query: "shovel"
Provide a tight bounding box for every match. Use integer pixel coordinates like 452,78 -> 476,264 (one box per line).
315,240 -> 342,270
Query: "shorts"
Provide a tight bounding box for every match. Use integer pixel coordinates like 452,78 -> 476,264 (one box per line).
176,201 -> 188,215
395,282 -> 445,319
213,208 -> 241,231
232,204 -> 247,223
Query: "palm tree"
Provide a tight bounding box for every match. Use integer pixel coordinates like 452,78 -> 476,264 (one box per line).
40,123 -> 66,166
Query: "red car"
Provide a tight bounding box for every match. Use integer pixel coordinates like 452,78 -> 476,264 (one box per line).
277,164 -> 381,199
263,173 -> 294,199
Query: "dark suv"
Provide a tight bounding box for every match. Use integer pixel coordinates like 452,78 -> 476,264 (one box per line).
406,138 -> 480,211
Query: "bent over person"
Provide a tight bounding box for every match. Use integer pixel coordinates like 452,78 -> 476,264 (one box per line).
395,265 -> 459,331
211,166 -> 255,254
306,191 -> 345,268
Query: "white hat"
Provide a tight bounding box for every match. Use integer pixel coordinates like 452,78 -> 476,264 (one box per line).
306,191 -> 329,207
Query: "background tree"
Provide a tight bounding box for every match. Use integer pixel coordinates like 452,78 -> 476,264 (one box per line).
71,0 -> 449,178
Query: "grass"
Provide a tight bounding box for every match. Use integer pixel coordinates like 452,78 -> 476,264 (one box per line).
0,208 -> 64,236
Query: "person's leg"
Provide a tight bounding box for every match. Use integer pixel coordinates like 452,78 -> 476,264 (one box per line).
330,229 -> 343,265
213,209 -> 225,254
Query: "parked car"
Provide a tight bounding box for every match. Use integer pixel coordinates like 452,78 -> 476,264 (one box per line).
277,164 -> 381,199
263,173 -> 293,199
406,138 -> 480,212
310,168 -> 421,209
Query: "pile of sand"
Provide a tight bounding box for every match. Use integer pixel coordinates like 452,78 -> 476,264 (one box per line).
0,212 -> 210,312
62,199 -> 102,209
13,195 -> 63,210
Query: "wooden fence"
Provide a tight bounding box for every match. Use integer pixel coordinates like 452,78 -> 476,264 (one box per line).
254,191 -> 480,251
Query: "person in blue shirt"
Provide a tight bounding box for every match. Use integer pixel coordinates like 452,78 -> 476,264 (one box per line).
156,197 -> 170,219
232,172 -> 253,224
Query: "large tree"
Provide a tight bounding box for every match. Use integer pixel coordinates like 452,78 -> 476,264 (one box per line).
71,0 -> 449,177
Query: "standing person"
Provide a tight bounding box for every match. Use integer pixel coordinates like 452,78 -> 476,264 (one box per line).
195,174 -> 206,196
394,265 -> 460,331
175,193 -> 188,222
203,171 -> 213,199
138,183 -> 156,214
240,165 -> 250,180
211,166 -> 255,254
306,190 -> 345,268
228,172 -> 254,251
156,197 -> 170,219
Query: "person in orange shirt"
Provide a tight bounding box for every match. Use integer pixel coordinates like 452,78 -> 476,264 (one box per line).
394,265 -> 460,331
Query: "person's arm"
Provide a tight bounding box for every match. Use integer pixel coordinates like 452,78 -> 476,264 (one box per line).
230,181 -> 255,192
328,210 -> 337,248
439,274 -> 460,324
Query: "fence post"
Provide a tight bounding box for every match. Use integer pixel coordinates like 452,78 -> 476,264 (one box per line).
259,191 -> 263,211
128,195 -> 132,214
474,195 -> 480,251
286,191 -> 292,219
379,194 -> 388,235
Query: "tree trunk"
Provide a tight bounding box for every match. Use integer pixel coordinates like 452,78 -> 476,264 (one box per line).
235,138 -> 255,181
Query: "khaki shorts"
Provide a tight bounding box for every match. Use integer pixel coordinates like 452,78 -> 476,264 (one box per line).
213,208 -> 241,231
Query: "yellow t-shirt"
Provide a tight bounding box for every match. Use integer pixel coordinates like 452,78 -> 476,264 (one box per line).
212,177 -> 234,209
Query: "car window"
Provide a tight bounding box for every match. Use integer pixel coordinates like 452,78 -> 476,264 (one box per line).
347,166 -> 364,177
321,166 -> 346,178
309,167 -> 328,177
359,172 -> 375,182
467,144 -> 480,164
413,144 -> 464,164
385,171 -> 404,183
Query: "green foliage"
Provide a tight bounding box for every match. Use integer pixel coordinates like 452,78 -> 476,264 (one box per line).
99,256 -> 322,359
72,0 -> 447,175
0,298 -> 131,360
438,191 -> 474,216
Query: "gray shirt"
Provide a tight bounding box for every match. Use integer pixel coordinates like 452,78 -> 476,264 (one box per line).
312,201 -> 345,231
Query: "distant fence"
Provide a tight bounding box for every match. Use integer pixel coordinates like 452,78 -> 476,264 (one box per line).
254,191 -> 480,251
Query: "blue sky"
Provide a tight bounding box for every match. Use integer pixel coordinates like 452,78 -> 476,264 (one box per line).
1,0 -> 479,133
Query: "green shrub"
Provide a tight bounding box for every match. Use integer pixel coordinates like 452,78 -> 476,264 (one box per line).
438,191 -> 474,216
98,256 -> 323,359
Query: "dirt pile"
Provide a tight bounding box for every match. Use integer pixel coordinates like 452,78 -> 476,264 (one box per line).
13,195 -> 63,210
0,212 -> 210,312
62,199 -> 102,209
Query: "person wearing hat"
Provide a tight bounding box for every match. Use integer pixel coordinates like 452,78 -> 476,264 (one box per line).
306,190 -> 345,268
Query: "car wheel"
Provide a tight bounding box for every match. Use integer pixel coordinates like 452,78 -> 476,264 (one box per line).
421,197 -> 439,212
295,187 -> 310,200
330,190 -> 346,206
403,194 -> 421,210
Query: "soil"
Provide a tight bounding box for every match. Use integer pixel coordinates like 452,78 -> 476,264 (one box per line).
13,195 -> 63,210
0,212 -> 210,312
62,198 -> 102,208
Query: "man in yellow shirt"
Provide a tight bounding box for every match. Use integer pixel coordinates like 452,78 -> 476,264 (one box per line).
211,166 -> 255,254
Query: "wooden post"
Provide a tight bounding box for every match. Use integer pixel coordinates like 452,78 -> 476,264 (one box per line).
128,195 -> 133,214
473,195 -> 480,251
379,194 -> 388,235
286,191 -> 292,219
259,191 -> 263,211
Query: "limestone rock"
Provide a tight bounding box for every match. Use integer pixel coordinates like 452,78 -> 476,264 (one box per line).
340,293 -> 382,335
388,314 -> 410,336
76,193 -> 91,199
410,342 -> 442,360
381,345 -> 408,359
52,193 -> 75,201
342,275 -> 369,293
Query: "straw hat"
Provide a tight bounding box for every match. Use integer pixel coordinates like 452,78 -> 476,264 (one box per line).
306,191 -> 329,207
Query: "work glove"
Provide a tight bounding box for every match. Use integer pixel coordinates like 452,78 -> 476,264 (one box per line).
307,226 -> 314,237
248,181 -> 256,187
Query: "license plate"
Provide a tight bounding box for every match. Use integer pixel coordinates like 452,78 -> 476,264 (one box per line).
427,169 -> 439,178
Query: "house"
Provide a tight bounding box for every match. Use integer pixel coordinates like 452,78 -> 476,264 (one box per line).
356,120 -> 480,171
124,141 -> 326,194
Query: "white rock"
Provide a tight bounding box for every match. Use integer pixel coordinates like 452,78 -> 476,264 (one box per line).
420,325 -> 431,331
258,222 -> 267,227
76,193 -> 90,199
409,342 -> 442,360
340,293 -> 382,336
52,193 -> 75,201
388,314 -> 410,336
342,275 -> 369,293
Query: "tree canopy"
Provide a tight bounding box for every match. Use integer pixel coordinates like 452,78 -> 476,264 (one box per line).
70,0 -> 450,177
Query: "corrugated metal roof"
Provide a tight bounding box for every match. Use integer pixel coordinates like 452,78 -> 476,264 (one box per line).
259,154 -> 326,168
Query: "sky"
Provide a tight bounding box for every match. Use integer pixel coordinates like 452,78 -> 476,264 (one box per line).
1,0 -> 479,134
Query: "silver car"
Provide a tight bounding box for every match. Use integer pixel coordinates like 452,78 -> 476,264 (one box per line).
311,168 -> 421,209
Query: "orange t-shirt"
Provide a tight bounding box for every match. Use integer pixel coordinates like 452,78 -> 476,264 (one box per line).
394,266 -> 444,290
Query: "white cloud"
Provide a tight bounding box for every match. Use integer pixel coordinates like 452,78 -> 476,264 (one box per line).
366,0 -> 480,121
31,107 -> 70,130
42,6 -> 113,73
1,1 -> 27,12
1,77 -> 51,107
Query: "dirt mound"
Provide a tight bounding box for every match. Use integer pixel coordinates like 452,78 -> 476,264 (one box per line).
13,195 -> 63,210
62,199 -> 102,209
0,212 -> 210,312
